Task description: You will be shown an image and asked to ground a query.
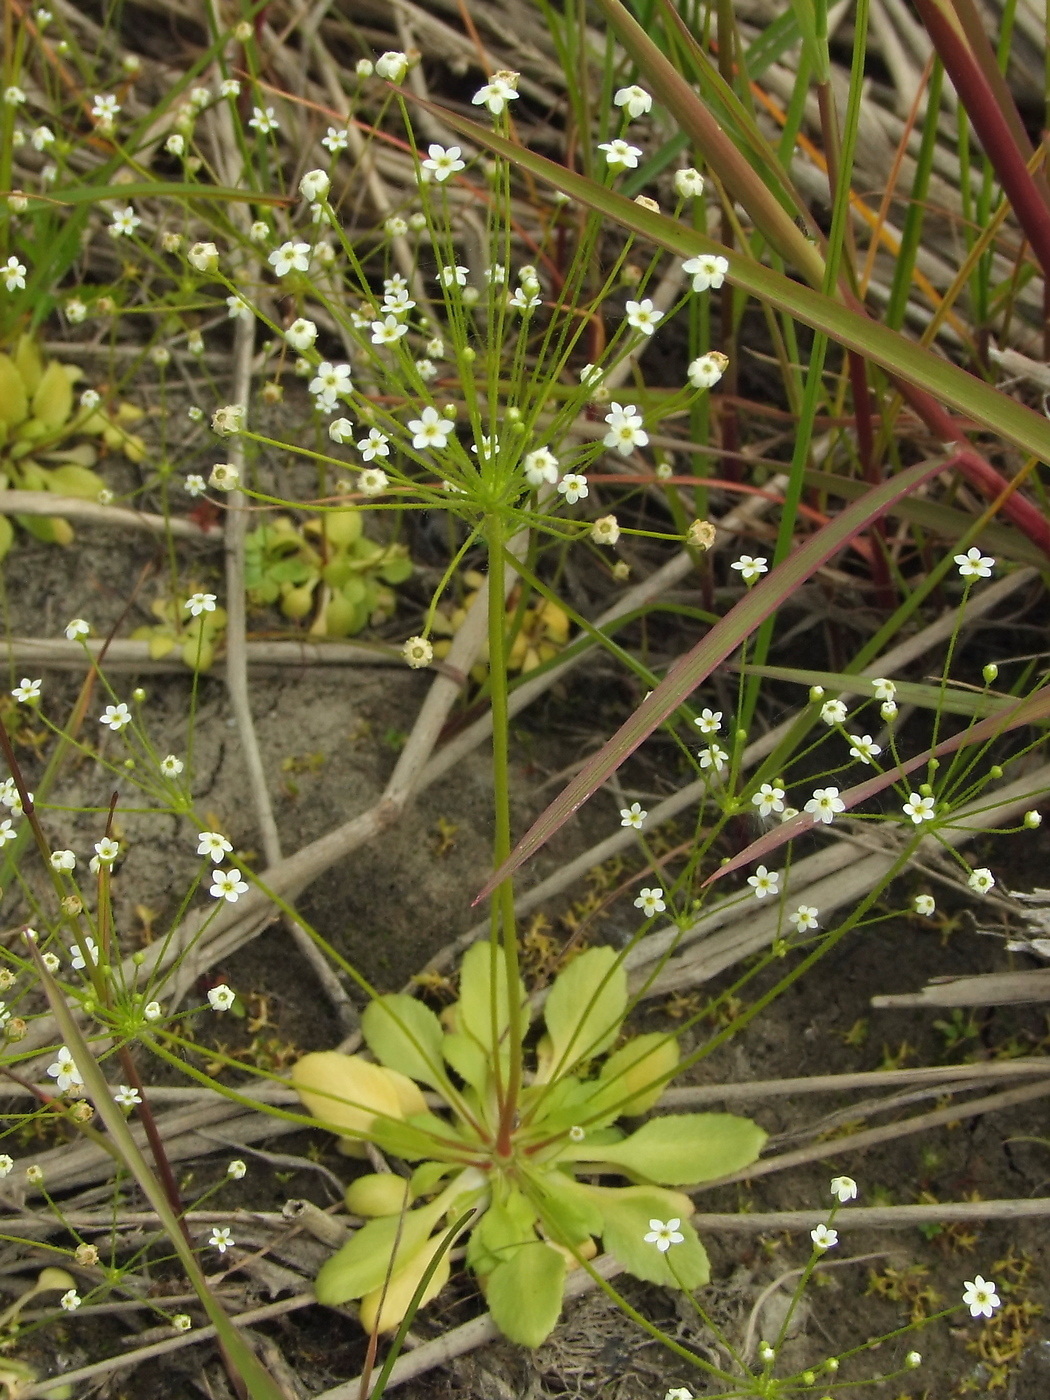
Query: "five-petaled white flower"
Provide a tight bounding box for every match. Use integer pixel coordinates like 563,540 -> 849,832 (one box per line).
114,1084 -> 142,1109
557,473 -> 589,505
184,474 -> 207,496
830,1175 -> 858,1202
285,318 -> 317,351
624,298 -> 662,336
402,636 -> 434,669
70,936 -> 99,970
371,315 -> 408,345
438,264 -> 468,289
185,592 -> 217,617
248,106 -> 278,133
820,699 -> 847,725
91,94 -> 120,124
634,887 -> 666,917
209,1225 -> 234,1252
268,241 -> 310,277
0,819 -> 15,845
47,1045 -> 83,1094
11,678 -> 41,704
208,984 -> 236,1011
421,144 -> 465,182
955,547 -> 994,580
50,849 -> 76,872
698,743 -> 728,772
644,1218 -> 684,1252
60,1289 -> 82,1311
358,468 -> 389,497
603,402 -> 648,455
962,1275 -> 1000,1319
524,447 -> 559,486
871,678 -> 896,701
100,703 -> 132,731
747,865 -> 780,899
407,406 -> 454,451
358,429 -> 390,461
694,708 -> 722,735
65,618 -> 90,641
751,783 -> 785,817
968,867 -> 995,895
472,74 -> 519,116
914,894 -> 936,916
309,362 -> 353,402
94,837 -> 120,864
620,802 -> 647,830
375,51 -> 408,83
2,256 -> 27,292
810,1224 -> 838,1250
789,905 -> 819,932
197,831 -> 233,862
322,126 -> 349,153
614,85 -> 653,120
805,787 -> 845,825
848,733 -> 881,765
675,168 -> 705,199
109,206 -> 141,237
687,353 -> 727,389
210,868 -> 248,902
682,254 -> 729,292
299,168 -> 330,203
598,139 -> 642,170
161,755 -> 184,777
903,792 -> 935,824
730,555 -> 768,585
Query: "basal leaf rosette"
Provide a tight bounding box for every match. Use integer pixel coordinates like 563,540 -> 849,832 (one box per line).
292,946 -> 766,1344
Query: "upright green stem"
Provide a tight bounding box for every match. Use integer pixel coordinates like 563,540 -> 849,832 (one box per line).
486,515 -> 523,1155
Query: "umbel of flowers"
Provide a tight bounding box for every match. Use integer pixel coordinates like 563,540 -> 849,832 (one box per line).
292,944 -> 765,1344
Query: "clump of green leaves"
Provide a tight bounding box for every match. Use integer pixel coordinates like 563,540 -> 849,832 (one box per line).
245,507 -> 411,636
292,943 -> 765,1345
0,335 -> 145,553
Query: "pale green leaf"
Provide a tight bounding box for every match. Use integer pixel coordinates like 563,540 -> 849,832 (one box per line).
314,1199 -> 444,1304
542,947 -> 626,1080
454,940 -> 525,1076
441,1030 -> 491,1092
567,1113 -> 766,1185
361,994 -> 446,1090
32,359 -> 73,431
587,1184 -> 709,1288
486,1242 -> 567,1347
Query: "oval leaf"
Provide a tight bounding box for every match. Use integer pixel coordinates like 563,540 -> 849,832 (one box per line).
361,994 -> 446,1090
542,946 -> 627,1079
486,1241 -> 567,1347
567,1112 -> 766,1185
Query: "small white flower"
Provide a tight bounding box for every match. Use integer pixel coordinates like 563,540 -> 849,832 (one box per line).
91,93 -> 120,124
591,515 -> 620,546
172,1313 -> 192,1332
557,473 -> 589,505
71,937 -> 99,971
438,263 -> 469,289
968,867 -> 995,895
830,1175 -> 858,1202
248,106 -> 278,134
789,905 -> 819,932
1024,810 -> 1042,828
903,793 -> 936,824
602,402 -> 648,455
114,1084 -> 142,1109
643,1218 -> 684,1252
375,51 -> 408,83
693,707 -> 722,735
219,79 -> 240,98
65,297 -> 87,323
161,755 -> 184,777
187,241 -> 218,272
209,463 -> 240,491
299,168 -> 330,203
3,86 -> 26,106
881,700 -> 898,722
568,1125 -> 586,1143
955,547 -> 994,580
371,314 -> 408,345
185,592 -> 217,617
310,361 -> 353,401
11,678 -> 41,704
598,139 -> 642,170
226,294 -> 252,322
2,256 -> 27,292
0,1155 -> 13,1177
197,831 -> 233,862
356,59 -> 375,79
184,474 -> 207,496
50,849 -> 76,872
747,865 -> 780,899
322,125 -> 349,154
687,353 -> 727,389
614,85 -> 653,120
227,1159 -> 247,1179
674,167 -> 705,198
634,887 -> 666,917
357,468 -> 389,497
620,802 -> 647,830
209,1225 -> 234,1253
472,73 -> 520,116
871,678 -> 896,701
914,894 -> 936,916
47,1045 -> 84,1093
210,869 -> 248,902
731,555 -> 768,584
268,240 -> 310,277
624,298 -> 662,336
407,406 -> 454,452
820,699 -> 847,725
328,418 -> 355,445
848,733 -> 881,764
810,1224 -> 838,1250
421,144 -> 465,182
109,205 -> 141,237
508,285 -> 541,312
60,1289 -> 82,1311
524,447 -> 559,486
402,636 -> 433,669
165,133 -> 185,156
0,819 -> 15,846
94,837 -> 120,864
208,984 -> 236,1012
698,743 -> 728,772
350,428 -> 388,462
962,1275 -> 1000,1319
143,1001 -> 162,1022
100,702 -> 132,731
682,254 -> 729,292
805,786 -> 845,825
751,783 -> 785,817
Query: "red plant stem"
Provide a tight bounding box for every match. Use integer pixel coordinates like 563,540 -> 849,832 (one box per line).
913,0 -> 1050,281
